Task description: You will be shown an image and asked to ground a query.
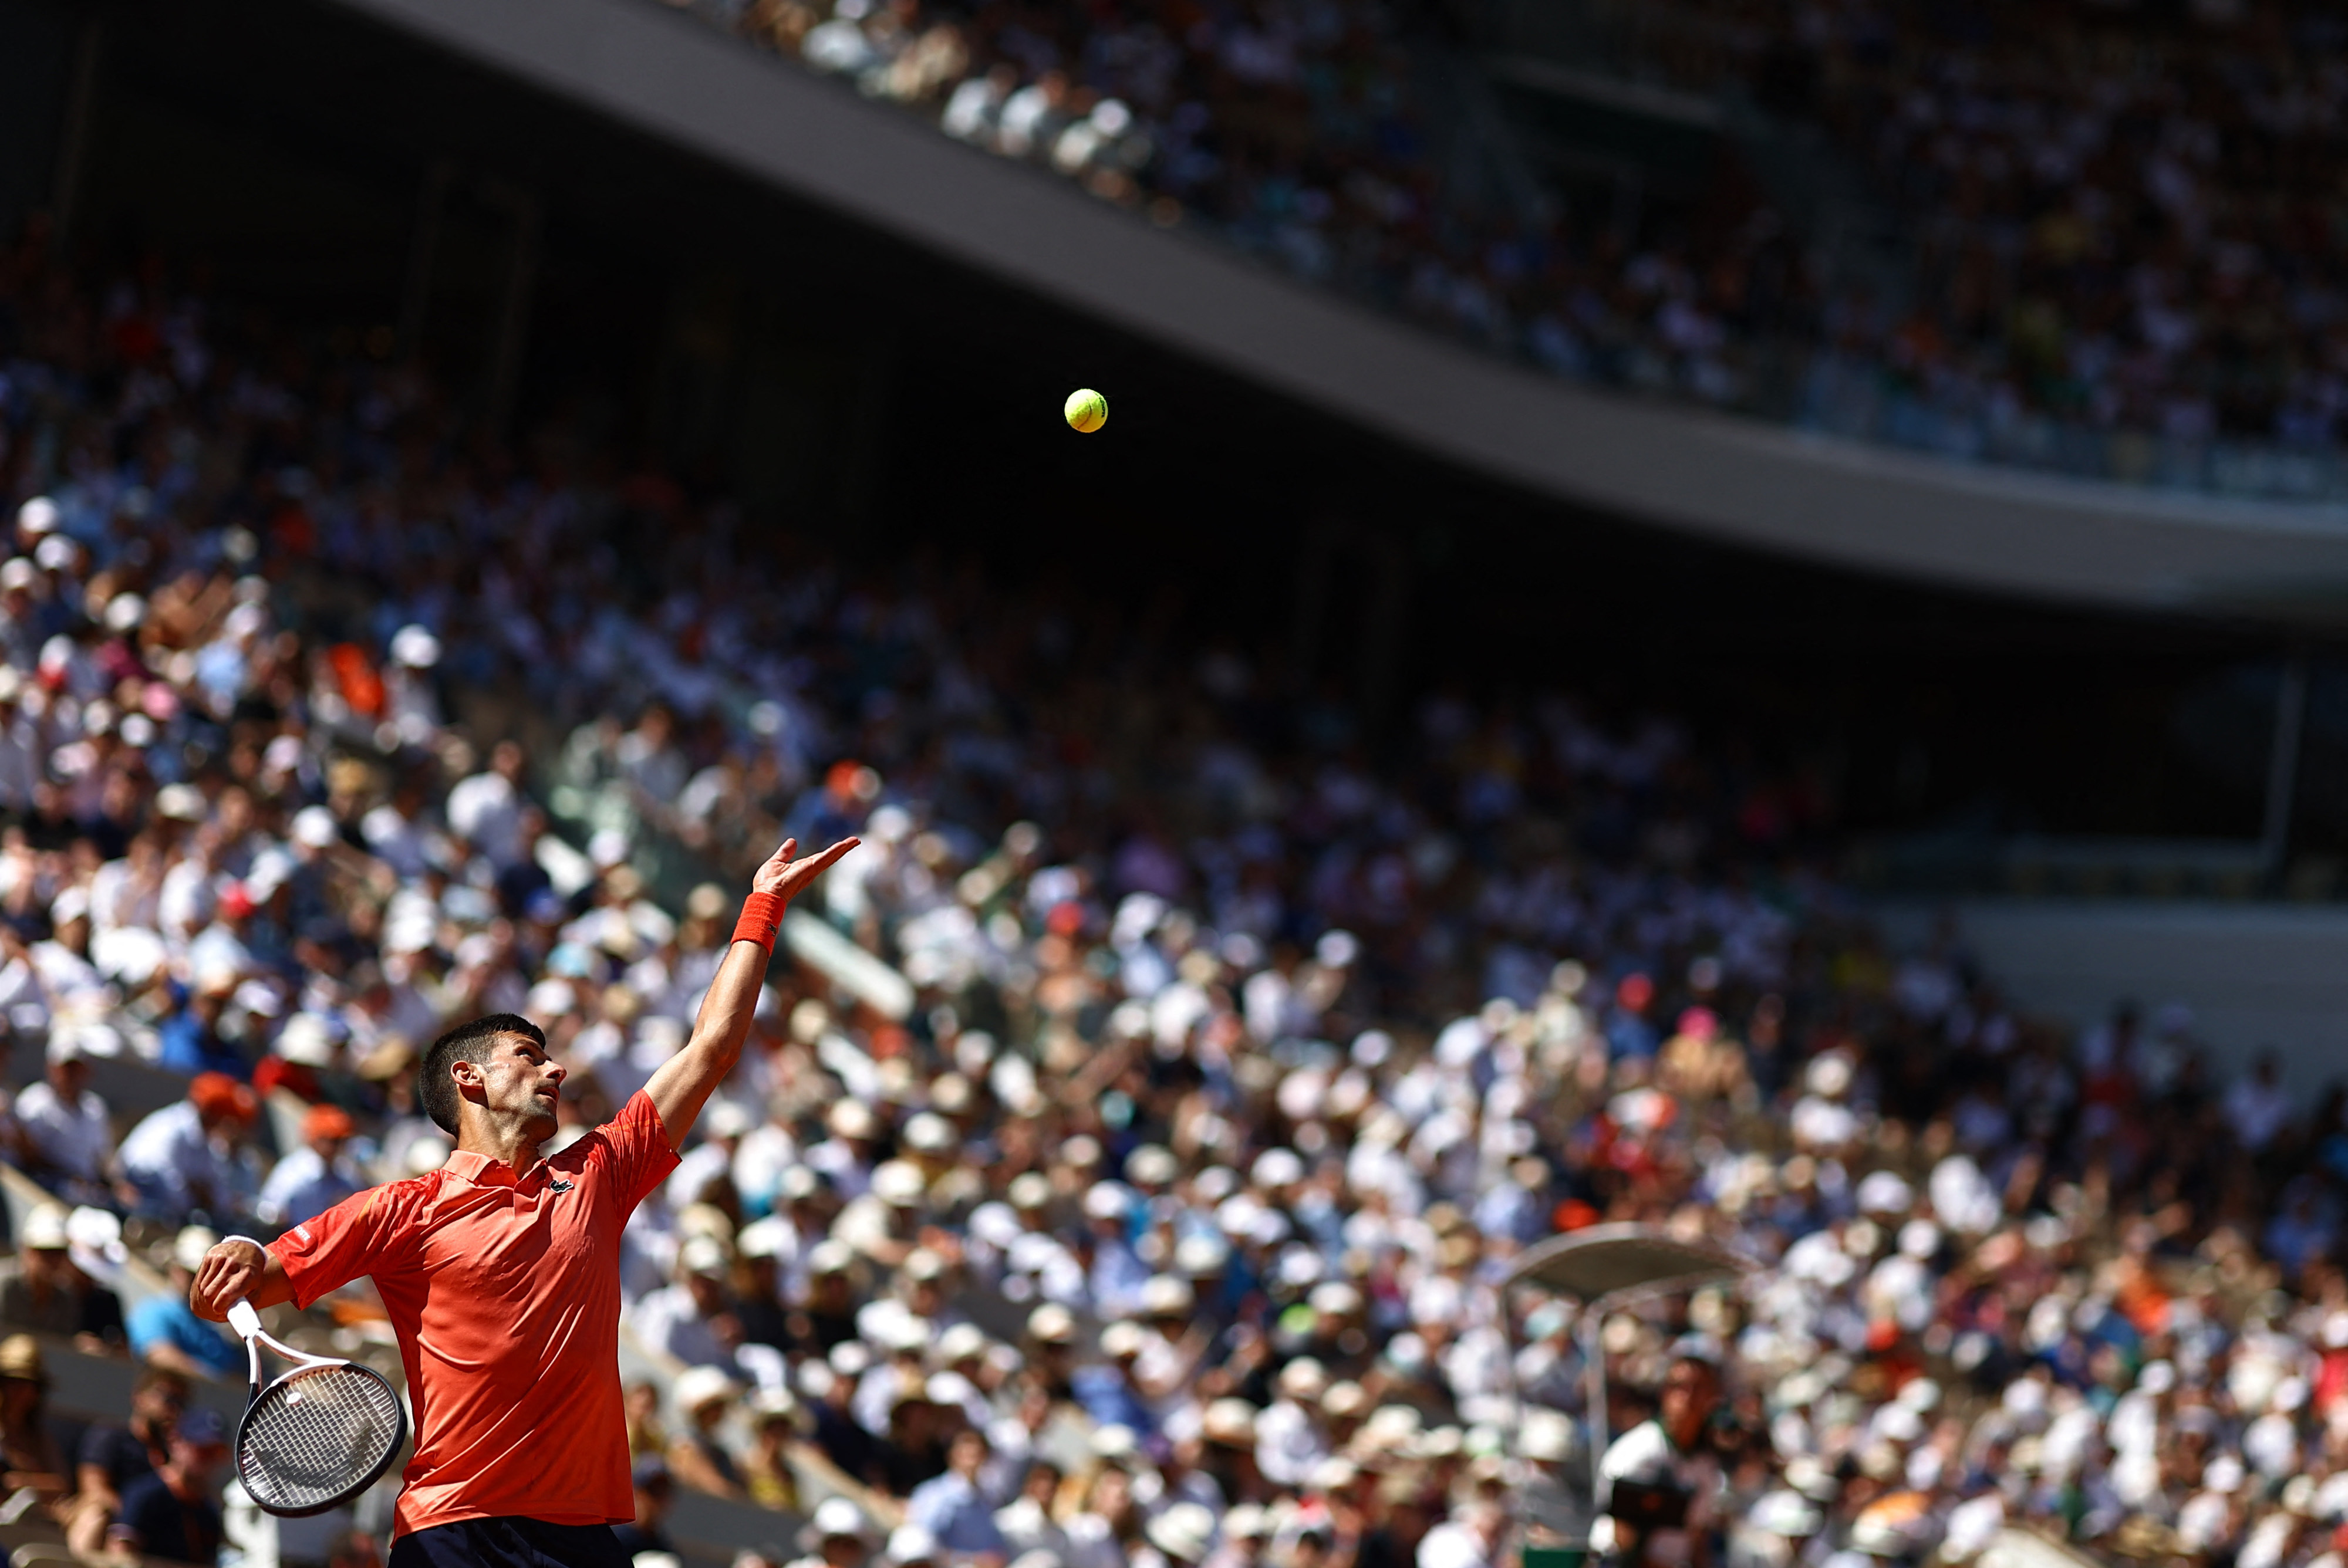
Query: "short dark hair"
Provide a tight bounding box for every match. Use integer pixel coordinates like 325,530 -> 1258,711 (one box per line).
421,1013 -> 545,1136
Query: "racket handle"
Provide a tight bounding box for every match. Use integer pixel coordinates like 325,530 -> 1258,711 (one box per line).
227,1300 -> 261,1338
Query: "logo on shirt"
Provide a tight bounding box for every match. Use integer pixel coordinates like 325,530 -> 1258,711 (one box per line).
548,1178 -> 575,1195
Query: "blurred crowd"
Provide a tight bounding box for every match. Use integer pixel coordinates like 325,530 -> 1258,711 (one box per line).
5,227 -> 2348,1568
667,0 -> 2348,491
1553,0 -> 2348,473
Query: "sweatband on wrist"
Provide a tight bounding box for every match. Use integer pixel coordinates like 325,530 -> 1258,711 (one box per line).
733,891 -> 788,953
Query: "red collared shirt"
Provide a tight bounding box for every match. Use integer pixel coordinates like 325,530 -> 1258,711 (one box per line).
268,1091 -> 679,1537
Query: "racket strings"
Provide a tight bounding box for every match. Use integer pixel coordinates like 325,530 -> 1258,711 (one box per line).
238,1365 -> 404,1513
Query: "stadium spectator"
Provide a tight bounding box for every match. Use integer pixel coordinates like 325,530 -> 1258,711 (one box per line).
127,1226 -> 243,1378
0,1334 -> 66,1513
612,1455 -> 678,1559
0,1203 -> 123,1349
8,1028 -> 113,1205
117,1073 -> 258,1225
108,1404 -> 231,1565
907,1426 -> 1010,1556
66,1363 -> 188,1559
744,1387 -> 806,1511
669,1364 -> 751,1498
254,1102 -> 363,1229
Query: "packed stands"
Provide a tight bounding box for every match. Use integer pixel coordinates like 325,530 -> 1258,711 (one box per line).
662,0 -> 2348,498
0,226 -> 2346,1568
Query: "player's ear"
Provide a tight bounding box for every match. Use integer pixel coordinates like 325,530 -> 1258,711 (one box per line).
450,1057 -> 487,1099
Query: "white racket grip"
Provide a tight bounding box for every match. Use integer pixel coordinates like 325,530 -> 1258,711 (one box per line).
227,1300 -> 261,1339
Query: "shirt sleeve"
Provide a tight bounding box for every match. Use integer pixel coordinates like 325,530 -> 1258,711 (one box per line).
266,1181 -> 411,1309
585,1091 -> 684,1214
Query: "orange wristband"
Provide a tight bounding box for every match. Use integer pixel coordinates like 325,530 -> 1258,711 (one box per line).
733,891 -> 787,952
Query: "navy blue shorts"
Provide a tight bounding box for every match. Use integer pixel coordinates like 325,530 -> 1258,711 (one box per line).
388,1518 -> 633,1568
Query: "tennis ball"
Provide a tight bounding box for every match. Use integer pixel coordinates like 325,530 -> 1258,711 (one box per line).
1064,388 -> 1108,432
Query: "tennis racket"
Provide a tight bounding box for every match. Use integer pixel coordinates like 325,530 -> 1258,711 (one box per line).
225,1299 -> 408,1516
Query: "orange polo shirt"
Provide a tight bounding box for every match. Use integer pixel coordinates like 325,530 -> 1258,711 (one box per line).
267,1091 -> 679,1537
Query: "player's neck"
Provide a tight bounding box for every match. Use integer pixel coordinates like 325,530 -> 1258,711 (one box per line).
456,1114 -> 545,1177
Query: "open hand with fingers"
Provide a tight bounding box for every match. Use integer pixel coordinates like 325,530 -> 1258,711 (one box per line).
752,836 -> 860,902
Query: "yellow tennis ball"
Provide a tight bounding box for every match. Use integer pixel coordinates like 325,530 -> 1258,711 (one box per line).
1064,388 -> 1108,432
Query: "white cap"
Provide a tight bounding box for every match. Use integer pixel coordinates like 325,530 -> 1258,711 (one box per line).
389,624 -> 440,668
888,1525 -> 940,1566
1856,1171 -> 1914,1215
291,806 -> 340,849
1806,1054 -> 1854,1098
1141,1275 -> 1195,1316
737,1217 -> 792,1261
1278,1357 -> 1330,1401
812,1498 -> 871,1540
1008,1172 -> 1052,1209
1521,1408 -> 1576,1462
1750,1491 -> 1823,1538
903,1111 -> 954,1153
1309,1281 -> 1362,1317
276,1013 -> 337,1067
872,1161 -> 926,1207
19,1204 -> 68,1250
673,1364 -> 738,1413
1252,1148 -> 1305,1188
679,1236 -> 730,1277
1145,1503 -> 1216,1563
172,1225 -> 219,1274
1175,1234 -> 1230,1276
828,1100 -> 878,1140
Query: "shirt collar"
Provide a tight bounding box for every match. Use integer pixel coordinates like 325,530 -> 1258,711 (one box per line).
444,1149 -> 527,1187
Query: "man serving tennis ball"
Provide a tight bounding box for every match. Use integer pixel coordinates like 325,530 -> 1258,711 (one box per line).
191,834 -> 859,1568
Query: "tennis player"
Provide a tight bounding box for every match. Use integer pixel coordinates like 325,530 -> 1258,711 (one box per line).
189,834 -> 858,1567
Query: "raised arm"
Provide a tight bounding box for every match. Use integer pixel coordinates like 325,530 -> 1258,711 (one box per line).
645,835 -> 858,1150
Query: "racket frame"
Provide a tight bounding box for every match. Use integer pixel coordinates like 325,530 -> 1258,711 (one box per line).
225,1299 -> 410,1517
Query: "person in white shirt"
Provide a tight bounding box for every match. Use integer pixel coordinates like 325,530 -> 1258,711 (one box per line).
0,670 -> 41,811
666,1100 -> 753,1210
253,1104 -> 363,1229
9,1031 -> 113,1205
629,1236 -> 740,1370
87,833 -> 166,935
446,739 -> 531,871
2225,1053 -> 2292,1154
1598,1349 -> 1726,1568
30,888 -> 105,1012
360,776 -> 439,880
117,1074 -> 256,1224
1254,1358 -> 1333,1488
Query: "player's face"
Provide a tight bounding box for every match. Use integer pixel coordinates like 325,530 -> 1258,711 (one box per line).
482,1033 -> 565,1133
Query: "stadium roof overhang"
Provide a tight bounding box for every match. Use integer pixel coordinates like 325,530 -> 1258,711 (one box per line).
327,0 -> 2348,624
